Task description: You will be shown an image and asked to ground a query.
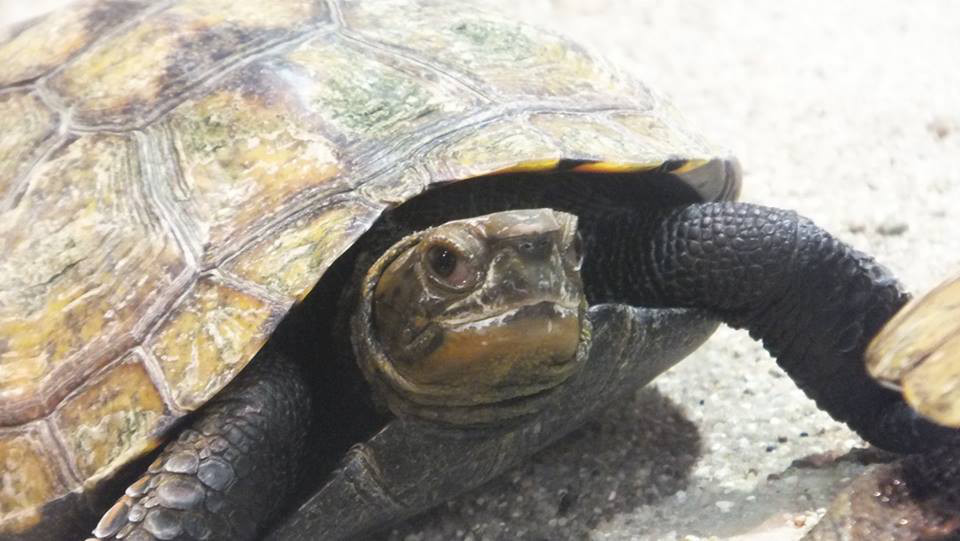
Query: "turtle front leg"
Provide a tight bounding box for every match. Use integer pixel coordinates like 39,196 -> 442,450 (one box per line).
600,201 -> 960,537
88,349 -> 311,541
602,201 -> 960,453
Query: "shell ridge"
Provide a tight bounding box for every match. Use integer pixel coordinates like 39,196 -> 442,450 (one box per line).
0,329 -> 137,428
0,129 -> 66,213
204,268 -> 294,312
133,126 -> 203,268
40,417 -> 83,490
350,101 -> 640,187
325,0 -> 346,28
129,265 -> 196,343
0,79 -> 40,94
33,80 -> 75,133
334,27 -> 494,104
212,190 -> 380,270
135,346 -> 186,419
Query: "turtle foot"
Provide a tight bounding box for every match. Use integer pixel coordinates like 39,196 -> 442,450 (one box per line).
806,446 -> 960,541
87,350 -> 311,541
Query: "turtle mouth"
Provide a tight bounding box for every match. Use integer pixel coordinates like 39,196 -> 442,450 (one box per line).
439,300 -> 582,330
401,299 -> 585,391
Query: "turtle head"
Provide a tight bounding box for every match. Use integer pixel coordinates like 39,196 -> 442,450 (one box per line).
353,209 -> 588,425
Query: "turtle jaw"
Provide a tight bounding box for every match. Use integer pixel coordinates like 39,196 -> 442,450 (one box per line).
353,209 -> 589,425
408,299 -> 584,394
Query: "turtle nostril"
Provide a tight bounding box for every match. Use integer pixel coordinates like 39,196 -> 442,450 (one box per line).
514,235 -> 553,259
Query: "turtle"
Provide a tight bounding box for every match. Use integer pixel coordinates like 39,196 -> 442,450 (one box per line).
0,1 -> 957,540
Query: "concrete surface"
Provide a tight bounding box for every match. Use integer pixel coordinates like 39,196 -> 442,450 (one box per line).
2,1 -> 958,540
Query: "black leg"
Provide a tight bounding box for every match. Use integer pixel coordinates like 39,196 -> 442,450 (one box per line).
612,202 -> 959,453
88,349 -> 311,541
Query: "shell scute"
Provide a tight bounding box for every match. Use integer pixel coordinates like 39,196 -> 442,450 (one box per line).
225,199 -> 382,301
868,275 -> 960,427
46,0 -> 332,128
276,35 -> 484,146
610,110 -> 713,157
0,134 -> 187,426
167,85 -> 341,261
0,0 -> 152,87
416,117 -> 561,181
340,0 -> 645,105
145,277 -> 279,412
528,113 -> 642,163
0,424 -> 66,534
52,351 -> 172,482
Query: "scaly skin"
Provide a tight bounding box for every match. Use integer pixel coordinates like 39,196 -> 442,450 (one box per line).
620,202 -> 960,453
88,350 -> 310,541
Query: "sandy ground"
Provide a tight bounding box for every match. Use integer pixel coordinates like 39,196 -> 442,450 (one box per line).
2,1 -> 959,540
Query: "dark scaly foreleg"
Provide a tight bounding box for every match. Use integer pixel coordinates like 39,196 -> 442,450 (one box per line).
88,349 -> 311,541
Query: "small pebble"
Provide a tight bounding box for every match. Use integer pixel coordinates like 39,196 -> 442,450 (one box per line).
876,221 -> 909,236
715,501 -> 734,512
928,116 -> 954,139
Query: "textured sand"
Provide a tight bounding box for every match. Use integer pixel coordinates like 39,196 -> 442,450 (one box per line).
3,2 -> 959,540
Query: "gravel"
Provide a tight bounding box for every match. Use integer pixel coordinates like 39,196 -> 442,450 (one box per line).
3,1 -> 958,540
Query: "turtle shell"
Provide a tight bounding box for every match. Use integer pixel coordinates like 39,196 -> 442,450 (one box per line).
867,273 -> 960,427
0,0 -> 740,534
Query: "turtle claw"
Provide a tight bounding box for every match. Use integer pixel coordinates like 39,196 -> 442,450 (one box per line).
806,447 -> 960,541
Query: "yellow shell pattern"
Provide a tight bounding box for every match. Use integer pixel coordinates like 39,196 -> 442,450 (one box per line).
867,273 -> 960,427
0,0 -> 739,533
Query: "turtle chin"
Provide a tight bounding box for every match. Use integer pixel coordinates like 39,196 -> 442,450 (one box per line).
402,300 -> 586,400
354,297 -> 590,427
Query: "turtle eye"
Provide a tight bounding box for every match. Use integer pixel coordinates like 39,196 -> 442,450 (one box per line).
427,245 -> 458,277
425,243 -> 474,289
